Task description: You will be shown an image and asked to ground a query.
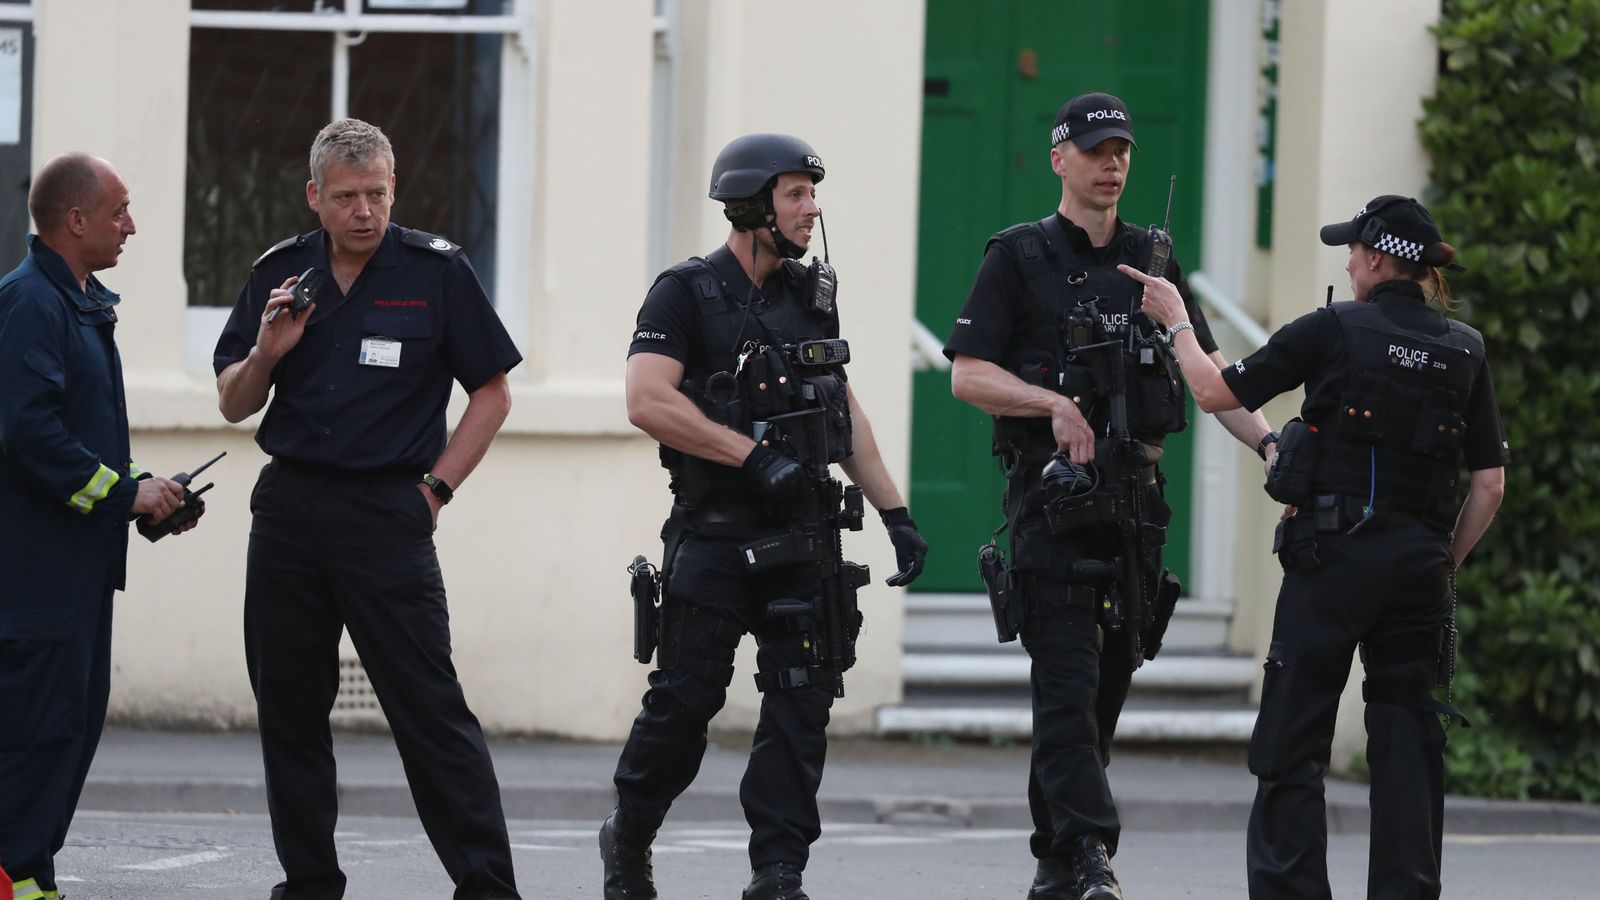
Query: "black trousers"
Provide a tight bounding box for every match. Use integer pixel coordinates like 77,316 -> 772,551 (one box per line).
1246,520 -> 1453,900
612,523 -> 836,869
245,463 -> 518,900
1015,482 -> 1166,861
0,587 -> 112,893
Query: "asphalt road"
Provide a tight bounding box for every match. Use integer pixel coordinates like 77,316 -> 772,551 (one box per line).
50,811 -> 1600,899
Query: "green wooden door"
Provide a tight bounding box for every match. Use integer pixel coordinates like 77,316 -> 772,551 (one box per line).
910,0 -> 1211,591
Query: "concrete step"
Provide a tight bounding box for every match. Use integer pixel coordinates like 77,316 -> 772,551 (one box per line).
903,652 -> 1258,693
875,705 -> 1258,743
906,592 -> 1233,655
895,593 -> 1256,746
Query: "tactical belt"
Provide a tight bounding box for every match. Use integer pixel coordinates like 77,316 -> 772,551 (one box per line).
1304,494 -> 1432,533
271,457 -> 421,483
1023,575 -> 1099,610
681,500 -> 767,527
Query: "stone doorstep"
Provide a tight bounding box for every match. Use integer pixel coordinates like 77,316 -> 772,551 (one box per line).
905,593 -> 1236,655
875,706 -> 1259,743
902,652 -> 1259,692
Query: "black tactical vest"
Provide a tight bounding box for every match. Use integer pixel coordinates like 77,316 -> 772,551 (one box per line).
1308,300 -> 1485,526
655,257 -> 852,508
990,216 -> 1187,463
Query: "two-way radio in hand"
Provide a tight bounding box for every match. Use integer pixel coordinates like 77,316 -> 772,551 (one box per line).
137,451 -> 226,542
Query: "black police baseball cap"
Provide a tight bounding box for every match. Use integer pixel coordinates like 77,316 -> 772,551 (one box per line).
1050,92 -> 1137,150
1320,194 -> 1462,269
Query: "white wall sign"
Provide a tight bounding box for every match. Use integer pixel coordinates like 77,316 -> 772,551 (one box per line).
367,0 -> 470,9
0,28 -> 21,145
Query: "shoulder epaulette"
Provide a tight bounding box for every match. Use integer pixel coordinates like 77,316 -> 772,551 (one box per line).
989,221 -> 1047,261
401,228 -> 461,258
252,234 -> 304,268
656,257 -> 723,304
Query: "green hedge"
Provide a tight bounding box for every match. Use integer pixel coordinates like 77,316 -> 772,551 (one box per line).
1419,0 -> 1600,800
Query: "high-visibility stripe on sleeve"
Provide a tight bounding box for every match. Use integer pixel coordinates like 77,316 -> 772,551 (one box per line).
12,876 -> 48,900
129,461 -> 146,478
67,463 -> 121,514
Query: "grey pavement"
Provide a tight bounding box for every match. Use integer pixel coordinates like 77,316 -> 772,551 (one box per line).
81,727 -> 1600,836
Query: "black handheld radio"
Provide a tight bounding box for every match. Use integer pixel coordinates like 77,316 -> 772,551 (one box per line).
1145,175 -> 1177,278
137,451 -> 226,542
264,267 -> 327,324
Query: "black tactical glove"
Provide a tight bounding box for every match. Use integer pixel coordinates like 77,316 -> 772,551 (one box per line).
880,506 -> 928,587
743,443 -> 804,497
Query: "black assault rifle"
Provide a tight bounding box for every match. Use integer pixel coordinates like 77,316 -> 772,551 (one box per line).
1058,178 -> 1180,670
736,405 -> 869,697
1065,302 -> 1153,671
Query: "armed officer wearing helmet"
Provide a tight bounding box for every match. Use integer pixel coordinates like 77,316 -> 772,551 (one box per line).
946,92 -> 1274,900
1129,194 -> 1507,900
599,134 -> 929,900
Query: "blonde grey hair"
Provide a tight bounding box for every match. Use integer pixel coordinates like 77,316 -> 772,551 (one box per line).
308,118 -> 395,190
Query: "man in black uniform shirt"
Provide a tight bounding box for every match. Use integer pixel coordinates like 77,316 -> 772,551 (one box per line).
598,133 -> 928,900
1131,194 -> 1507,900
945,93 -> 1273,900
212,118 -> 522,900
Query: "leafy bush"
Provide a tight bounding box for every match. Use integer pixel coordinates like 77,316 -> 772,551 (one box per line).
1419,0 -> 1600,800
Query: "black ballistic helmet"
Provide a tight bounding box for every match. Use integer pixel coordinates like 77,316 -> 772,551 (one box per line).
708,133 -> 825,202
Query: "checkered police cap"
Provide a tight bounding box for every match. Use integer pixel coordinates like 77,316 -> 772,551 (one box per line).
1050,92 -> 1137,150
1320,195 -> 1456,267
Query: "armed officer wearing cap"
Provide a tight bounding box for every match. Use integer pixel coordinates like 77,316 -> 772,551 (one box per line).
599,133 -> 928,900
1130,194 -> 1507,900
946,92 -> 1274,900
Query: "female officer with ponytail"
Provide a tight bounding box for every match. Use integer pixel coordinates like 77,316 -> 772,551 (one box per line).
1123,194 -> 1507,900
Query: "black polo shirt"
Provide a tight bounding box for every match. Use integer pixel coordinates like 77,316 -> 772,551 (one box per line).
213,224 -> 523,471
1220,280 -> 1509,471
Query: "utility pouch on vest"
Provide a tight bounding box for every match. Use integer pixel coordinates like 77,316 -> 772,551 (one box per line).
744,348 -> 803,419
1131,340 -> 1189,435
1336,373 -> 1391,443
1412,389 -> 1467,458
804,373 -> 854,463
1272,513 -> 1321,573
979,541 -> 1023,643
628,555 -> 661,665
1143,568 -> 1182,661
1264,417 -> 1319,507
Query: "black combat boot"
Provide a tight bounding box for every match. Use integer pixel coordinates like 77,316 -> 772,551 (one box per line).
741,861 -> 808,900
599,806 -> 662,899
1067,834 -> 1123,900
1026,855 -> 1077,898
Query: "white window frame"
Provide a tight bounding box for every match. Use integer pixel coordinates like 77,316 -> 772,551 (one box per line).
0,2 -> 32,24
183,0 -> 538,371
646,0 -> 678,278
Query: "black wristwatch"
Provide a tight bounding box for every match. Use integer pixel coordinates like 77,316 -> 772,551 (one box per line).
1256,431 -> 1281,461
421,473 -> 454,505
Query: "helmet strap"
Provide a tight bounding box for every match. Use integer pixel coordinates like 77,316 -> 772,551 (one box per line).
761,185 -> 808,260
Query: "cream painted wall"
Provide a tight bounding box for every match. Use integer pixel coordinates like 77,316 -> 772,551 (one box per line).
31,0 -> 190,377
1260,0 -> 1443,769
30,0 -> 924,740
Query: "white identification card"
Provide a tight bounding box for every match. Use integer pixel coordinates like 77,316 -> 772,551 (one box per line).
359,336 -> 402,368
